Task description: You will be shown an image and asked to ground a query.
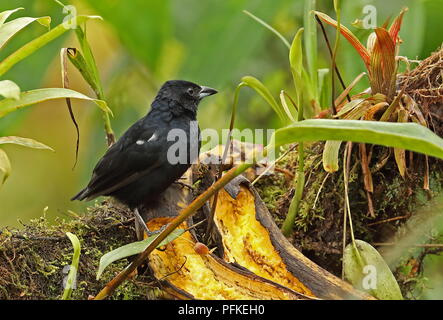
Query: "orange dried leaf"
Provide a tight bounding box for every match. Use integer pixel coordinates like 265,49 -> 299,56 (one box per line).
370,28 -> 397,98
314,11 -> 370,68
389,8 -> 408,44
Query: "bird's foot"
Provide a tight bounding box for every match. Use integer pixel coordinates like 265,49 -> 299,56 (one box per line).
174,181 -> 194,191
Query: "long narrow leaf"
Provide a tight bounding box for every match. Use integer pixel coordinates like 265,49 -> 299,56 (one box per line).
0,88 -> 112,118
74,25 -> 104,98
389,8 -> 408,44
0,148 -> 11,186
0,15 -> 101,76
62,233 -> 81,300
270,119 -> 443,160
0,8 -> 23,29
242,10 -> 290,49
323,140 -> 341,172
97,229 -> 185,280
394,108 -> 409,177
0,80 -> 20,100
304,0 -> 318,98
241,76 -> 288,123
0,136 -> 53,150
0,16 -> 51,50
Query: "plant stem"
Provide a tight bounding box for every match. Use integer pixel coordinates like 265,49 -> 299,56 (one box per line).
281,79 -> 305,236
330,6 -> 342,115
205,83 -> 244,241
281,144 -> 305,236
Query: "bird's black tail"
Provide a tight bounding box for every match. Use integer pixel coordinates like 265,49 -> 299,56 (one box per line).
71,188 -> 89,201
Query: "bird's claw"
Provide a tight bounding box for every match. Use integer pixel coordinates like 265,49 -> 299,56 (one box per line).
174,181 -> 194,191
146,224 -> 167,237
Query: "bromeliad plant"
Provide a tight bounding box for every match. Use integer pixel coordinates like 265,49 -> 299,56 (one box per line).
0,7 -> 113,187
315,8 -> 430,196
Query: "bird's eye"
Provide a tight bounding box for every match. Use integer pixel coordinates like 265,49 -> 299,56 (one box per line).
187,88 -> 195,95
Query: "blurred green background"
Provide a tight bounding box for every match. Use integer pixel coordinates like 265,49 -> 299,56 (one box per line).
0,0 -> 442,298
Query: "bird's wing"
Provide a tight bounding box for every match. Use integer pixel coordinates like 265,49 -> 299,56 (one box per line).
81,121 -> 163,199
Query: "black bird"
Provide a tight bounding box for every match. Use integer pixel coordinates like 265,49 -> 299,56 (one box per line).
72,80 -> 217,235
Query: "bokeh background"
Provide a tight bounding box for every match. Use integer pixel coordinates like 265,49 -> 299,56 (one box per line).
0,0 -> 442,298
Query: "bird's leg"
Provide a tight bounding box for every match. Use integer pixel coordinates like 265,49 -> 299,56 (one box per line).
173,180 -> 194,191
134,207 -> 167,239
133,207 -> 155,238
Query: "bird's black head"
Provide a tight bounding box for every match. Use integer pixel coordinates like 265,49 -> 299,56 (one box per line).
154,80 -> 218,114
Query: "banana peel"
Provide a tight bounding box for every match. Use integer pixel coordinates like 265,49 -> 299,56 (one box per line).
147,217 -> 309,300
144,145 -> 373,300
214,175 -> 373,300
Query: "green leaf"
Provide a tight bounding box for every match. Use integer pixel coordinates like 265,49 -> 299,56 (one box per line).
322,140 -> 341,172
0,15 -> 101,77
289,28 -> 304,79
0,8 -> 23,29
241,76 -> 289,124
74,25 -> 104,98
270,119 -> 443,160
0,136 -> 53,151
0,80 -> 20,100
304,0 -> 318,98
0,88 -> 112,118
62,232 -> 81,300
289,28 -> 307,120
96,229 -> 185,280
0,16 -> 51,50
343,240 -> 403,300
243,10 -> 290,49
0,148 -> 11,187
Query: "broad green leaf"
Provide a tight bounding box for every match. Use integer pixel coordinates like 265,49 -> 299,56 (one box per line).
0,80 -> 20,100
62,232 -> 81,300
343,240 -> 403,300
241,76 -> 288,124
97,229 -> 185,280
270,119 -> 443,160
0,8 -> 23,29
0,15 -> 101,77
0,16 -> 51,50
0,88 -> 112,118
323,140 -> 341,172
0,148 -> 11,186
0,136 -> 53,151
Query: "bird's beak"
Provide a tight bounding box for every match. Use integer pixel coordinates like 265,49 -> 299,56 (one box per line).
199,86 -> 218,99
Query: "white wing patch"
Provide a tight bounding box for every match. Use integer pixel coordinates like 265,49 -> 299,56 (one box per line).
136,132 -> 157,146
148,132 -> 158,142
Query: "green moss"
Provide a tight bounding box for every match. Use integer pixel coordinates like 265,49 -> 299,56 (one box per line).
0,201 -> 155,300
